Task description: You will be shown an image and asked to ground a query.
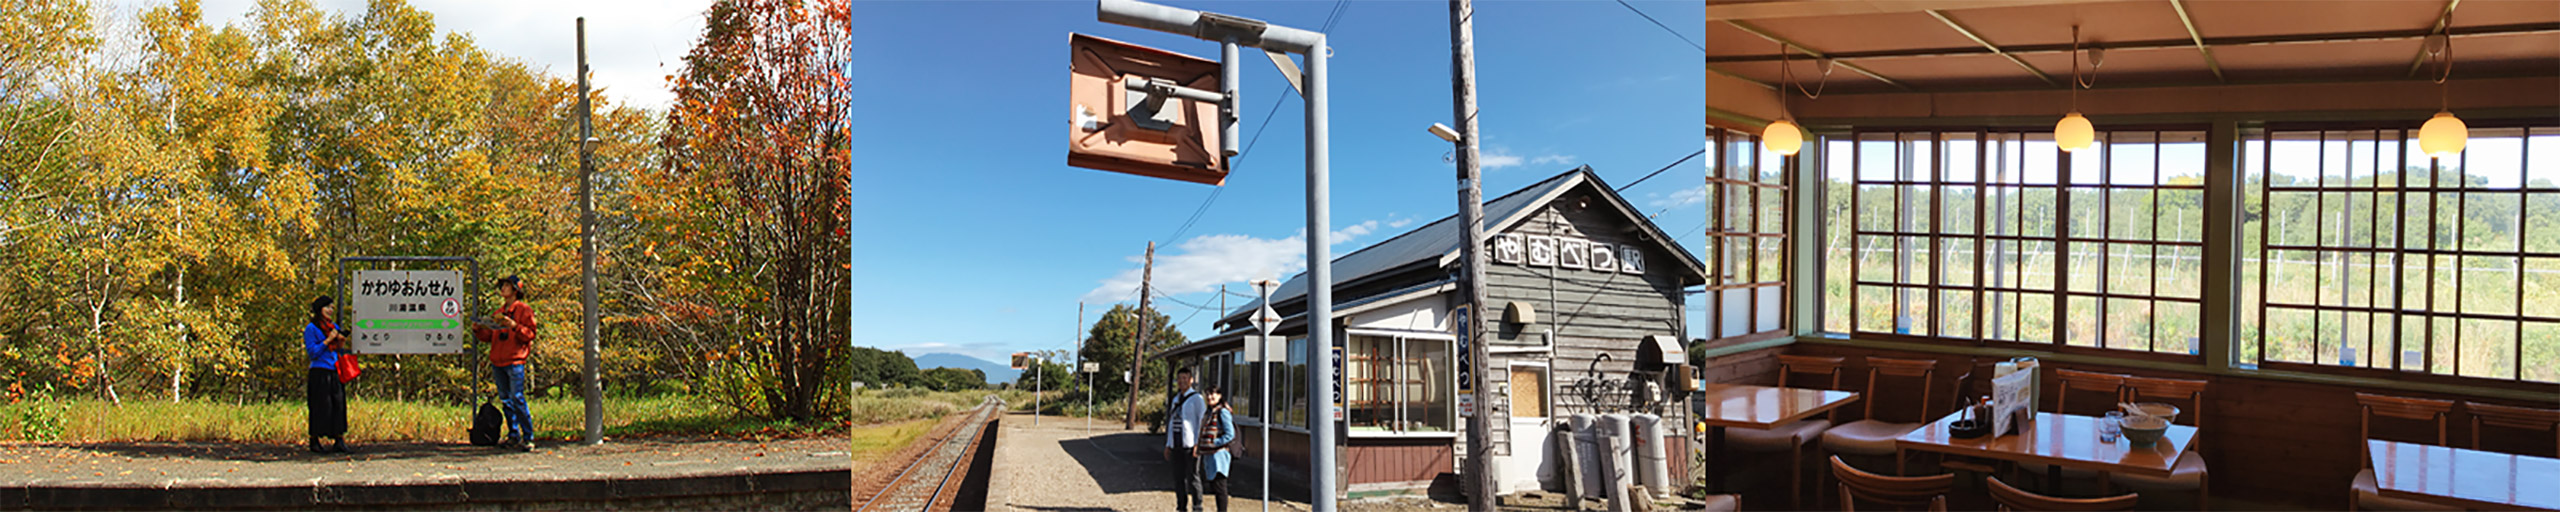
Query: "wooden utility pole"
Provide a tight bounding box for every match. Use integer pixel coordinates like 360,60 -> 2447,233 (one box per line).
1450,0 -> 1495,507
1126,241 -> 1154,430
575,17 -> 604,445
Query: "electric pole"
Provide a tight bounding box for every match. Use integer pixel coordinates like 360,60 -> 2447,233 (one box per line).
1449,0 -> 1495,507
1127,241 -> 1153,430
576,17 -> 604,446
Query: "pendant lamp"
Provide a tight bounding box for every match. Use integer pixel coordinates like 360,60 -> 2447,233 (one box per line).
2417,33 -> 2466,159
2056,26 -> 2100,153
1763,44 -> 1830,157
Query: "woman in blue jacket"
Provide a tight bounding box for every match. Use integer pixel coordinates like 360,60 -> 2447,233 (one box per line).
305,295 -> 350,453
1199,386 -> 1237,512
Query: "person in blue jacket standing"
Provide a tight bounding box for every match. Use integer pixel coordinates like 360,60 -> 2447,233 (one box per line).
1199,386 -> 1236,512
304,295 -> 350,453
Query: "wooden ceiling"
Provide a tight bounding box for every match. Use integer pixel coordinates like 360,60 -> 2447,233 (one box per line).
1705,0 -> 2560,94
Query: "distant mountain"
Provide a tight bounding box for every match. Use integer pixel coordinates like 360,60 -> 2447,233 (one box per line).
913,352 -> 1019,385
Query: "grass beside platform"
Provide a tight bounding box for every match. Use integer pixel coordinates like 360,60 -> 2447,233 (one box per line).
844,418 -> 938,464
1,394 -> 829,444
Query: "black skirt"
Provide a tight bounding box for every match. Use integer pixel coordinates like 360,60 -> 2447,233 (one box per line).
306,368 -> 346,438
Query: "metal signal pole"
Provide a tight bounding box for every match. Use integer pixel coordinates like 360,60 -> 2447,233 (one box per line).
1448,0 -> 1493,507
575,17 -> 604,446
1094,1 -> 1332,506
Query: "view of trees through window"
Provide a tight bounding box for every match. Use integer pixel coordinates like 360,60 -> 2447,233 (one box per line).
2240,127 -> 2560,383
1822,130 -> 2206,355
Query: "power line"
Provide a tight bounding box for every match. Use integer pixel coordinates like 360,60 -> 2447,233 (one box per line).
1616,148 -> 1707,192
1614,0 -> 1703,53
1159,1 -> 1348,246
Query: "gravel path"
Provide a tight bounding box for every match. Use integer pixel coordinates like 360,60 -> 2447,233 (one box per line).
987,413 -> 1461,512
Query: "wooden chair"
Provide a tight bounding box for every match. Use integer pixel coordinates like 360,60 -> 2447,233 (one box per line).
2019,370 -> 2130,490
2109,376 -> 2211,510
1832,455 -> 1951,512
1823,357 -> 1938,460
1987,476 -> 2139,512
2465,402 -> 2560,457
2350,393 -> 2459,512
1728,354 -> 1847,508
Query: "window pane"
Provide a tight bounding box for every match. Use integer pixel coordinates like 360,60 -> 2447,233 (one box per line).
1902,236 -> 1934,286
1859,284 -> 1894,333
2458,319 -> 2515,379
1940,289 -> 1974,339
2020,293 -> 2054,344
2526,323 -> 2559,383
2066,295 -> 2101,347
2156,301 -> 2200,355
1404,339 -> 1452,432
1896,286 -> 1931,336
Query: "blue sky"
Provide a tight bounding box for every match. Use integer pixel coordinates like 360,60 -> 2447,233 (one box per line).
852,0 -> 1706,364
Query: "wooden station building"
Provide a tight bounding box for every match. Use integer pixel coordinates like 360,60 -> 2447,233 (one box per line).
1159,167 -> 1709,497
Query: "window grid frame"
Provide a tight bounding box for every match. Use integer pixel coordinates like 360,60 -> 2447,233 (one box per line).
1843,129 -> 2204,356
2249,126 -> 2553,383
1704,127 -> 1792,344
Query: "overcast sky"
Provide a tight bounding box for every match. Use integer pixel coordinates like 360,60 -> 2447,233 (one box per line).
128,0 -> 713,111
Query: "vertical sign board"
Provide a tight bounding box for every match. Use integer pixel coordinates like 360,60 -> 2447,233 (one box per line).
1331,345 -> 1344,421
1454,305 -> 1474,417
349,270 -> 468,354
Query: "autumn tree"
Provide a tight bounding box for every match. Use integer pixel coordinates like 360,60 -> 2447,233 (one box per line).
642,0 -> 850,421
1076,304 -> 1185,403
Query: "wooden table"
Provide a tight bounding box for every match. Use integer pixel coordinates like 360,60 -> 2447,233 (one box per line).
1690,384 -> 1860,492
2367,439 -> 2560,511
1896,411 -> 2196,483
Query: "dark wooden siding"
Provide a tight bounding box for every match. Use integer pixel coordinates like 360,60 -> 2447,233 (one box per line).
1345,437 -> 1456,485
1472,191 -> 1694,461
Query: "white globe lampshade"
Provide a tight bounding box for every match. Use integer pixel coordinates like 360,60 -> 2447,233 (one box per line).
2419,111 -> 2468,159
2055,112 -> 2094,153
1763,120 -> 1803,156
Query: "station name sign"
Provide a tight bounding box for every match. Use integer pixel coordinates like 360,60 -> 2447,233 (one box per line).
1490,233 -> 1644,275
349,270 -> 467,354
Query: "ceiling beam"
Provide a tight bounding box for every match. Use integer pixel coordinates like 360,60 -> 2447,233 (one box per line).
1721,20 -> 1913,91
1706,0 -> 2122,21
1706,21 -> 2560,62
1925,9 -> 2057,86
1711,66 -> 1777,90
2167,0 -> 2225,83
2405,0 -> 2462,78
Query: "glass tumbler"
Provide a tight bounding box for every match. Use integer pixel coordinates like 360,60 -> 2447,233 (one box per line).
2099,411 -> 2124,443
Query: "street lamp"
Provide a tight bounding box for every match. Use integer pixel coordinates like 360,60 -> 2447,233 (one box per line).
1427,123 -> 1460,143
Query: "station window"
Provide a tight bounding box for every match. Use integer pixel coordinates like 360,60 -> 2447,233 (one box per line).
1341,334 -> 1454,433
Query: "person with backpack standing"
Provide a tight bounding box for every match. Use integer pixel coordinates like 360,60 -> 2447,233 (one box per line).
304,295 -> 351,454
475,275 -> 538,452
1162,366 -> 1204,512
1199,386 -> 1236,512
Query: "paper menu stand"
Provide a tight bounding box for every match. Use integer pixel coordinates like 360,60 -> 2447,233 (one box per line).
1992,370 -> 2035,436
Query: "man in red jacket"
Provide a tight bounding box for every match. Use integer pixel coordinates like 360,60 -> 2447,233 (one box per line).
476,275 -> 539,452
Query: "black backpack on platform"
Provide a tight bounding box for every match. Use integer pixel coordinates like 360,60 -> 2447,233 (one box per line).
470,399 -> 503,446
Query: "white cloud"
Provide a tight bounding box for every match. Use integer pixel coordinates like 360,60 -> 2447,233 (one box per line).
1476,146 -> 1571,170
1079,219 -> 1399,304
1649,185 -> 1708,209
170,0 -> 709,111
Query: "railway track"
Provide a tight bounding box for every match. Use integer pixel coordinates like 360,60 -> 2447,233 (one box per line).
855,396 -> 1000,512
